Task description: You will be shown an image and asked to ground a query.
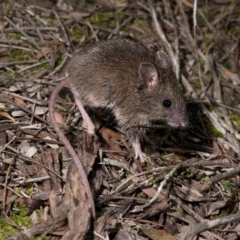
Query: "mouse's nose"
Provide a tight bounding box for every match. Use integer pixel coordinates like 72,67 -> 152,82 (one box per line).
167,112 -> 188,128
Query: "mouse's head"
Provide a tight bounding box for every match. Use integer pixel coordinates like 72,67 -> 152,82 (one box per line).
138,51 -> 188,128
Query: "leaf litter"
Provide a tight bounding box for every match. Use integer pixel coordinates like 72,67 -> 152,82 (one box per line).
0,0 -> 240,239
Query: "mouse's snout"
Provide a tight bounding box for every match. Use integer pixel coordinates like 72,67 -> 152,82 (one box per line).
167,112 -> 188,128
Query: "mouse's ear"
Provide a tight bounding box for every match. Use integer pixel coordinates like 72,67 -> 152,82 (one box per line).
139,62 -> 158,92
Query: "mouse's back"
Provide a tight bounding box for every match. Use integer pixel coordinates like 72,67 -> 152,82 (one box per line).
68,38 -> 188,130
69,39 -> 156,107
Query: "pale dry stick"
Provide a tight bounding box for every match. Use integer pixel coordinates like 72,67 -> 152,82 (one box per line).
0,136 -> 16,154
193,0 -> 197,34
24,176 -> 51,183
28,5 -> 52,14
148,0 -> 179,78
182,212 -> 240,240
202,164 -> 240,192
109,16 -> 133,39
18,61 -> 48,73
25,14 -> 45,43
4,27 -> 58,32
132,164 -> 181,213
198,9 -> 214,31
49,54 -> 69,76
162,0 -> 180,78
0,60 -> 37,67
85,21 -> 99,42
0,44 -> 38,53
207,54 -> 222,102
2,160 -> 13,212
94,231 -> 110,240
4,16 -> 51,65
176,0 -> 205,93
176,0 -> 195,49
102,158 -> 131,171
26,8 -> 49,26
1,91 -> 47,106
214,101 -> 240,113
213,110 -> 240,141
0,184 -> 22,198
149,164 -> 180,205
52,10 -> 71,47
0,39 -> 23,44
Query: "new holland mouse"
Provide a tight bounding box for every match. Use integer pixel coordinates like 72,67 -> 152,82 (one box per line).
68,38 -> 188,160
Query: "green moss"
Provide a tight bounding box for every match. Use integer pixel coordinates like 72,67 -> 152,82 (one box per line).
0,219 -> 16,240
7,49 -> 33,62
206,122 -> 224,138
175,167 -> 198,179
221,180 -> 238,194
230,112 -> 240,129
227,26 -> 240,38
133,18 -> 147,28
86,13 -> 116,28
11,33 -> 21,40
0,202 -> 32,239
68,27 -> 83,40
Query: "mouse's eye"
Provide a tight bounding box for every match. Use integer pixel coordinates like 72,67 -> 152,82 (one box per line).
162,99 -> 172,108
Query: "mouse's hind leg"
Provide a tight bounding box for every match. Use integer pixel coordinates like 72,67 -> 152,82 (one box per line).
74,95 -> 95,135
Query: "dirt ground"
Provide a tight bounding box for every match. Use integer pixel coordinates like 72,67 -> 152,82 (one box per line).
0,0 -> 240,239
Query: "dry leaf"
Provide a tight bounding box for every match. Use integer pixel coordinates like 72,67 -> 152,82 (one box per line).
0,111 -> 15,121
14,96 -> 26,106
54,111 -> 66,125
36,47 -> 52,59
141,227 -> 176,240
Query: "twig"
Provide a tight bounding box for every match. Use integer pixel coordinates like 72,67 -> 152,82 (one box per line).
182,212 -> 240,240
148,0 -> 179,78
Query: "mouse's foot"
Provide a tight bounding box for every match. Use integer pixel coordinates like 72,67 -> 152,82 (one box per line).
132,138 -> 150,163
82,120 -> 95,135
74,95 -> 95,135
136,151 -> 151,163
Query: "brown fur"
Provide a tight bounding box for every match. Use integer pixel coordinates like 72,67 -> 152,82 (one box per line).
69,38 -> 188,142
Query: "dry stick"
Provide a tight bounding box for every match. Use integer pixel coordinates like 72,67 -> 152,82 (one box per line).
0,44 -> 39,53
48,78 -> 96,218
52,10 -> 71,49
182,212 -> 240,240
85,21 -> 99,42
132,164 -> 181,213
148,0 -> 179,78
170,194 -> 224,240
25,14 -> 44,43
2,160 -> 13,212
0,93 -> 49,125
177,0 -> 205,92
162,0 -> 180,78
4,16 -> 51,65
3,27 -> 58,32
1,91 -> 48,106
49,54 -> 69,76
201,164 -> 240,192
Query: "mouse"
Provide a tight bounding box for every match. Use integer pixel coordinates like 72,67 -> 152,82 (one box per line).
68,38 -> 188,160
49,38 -> 188,217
